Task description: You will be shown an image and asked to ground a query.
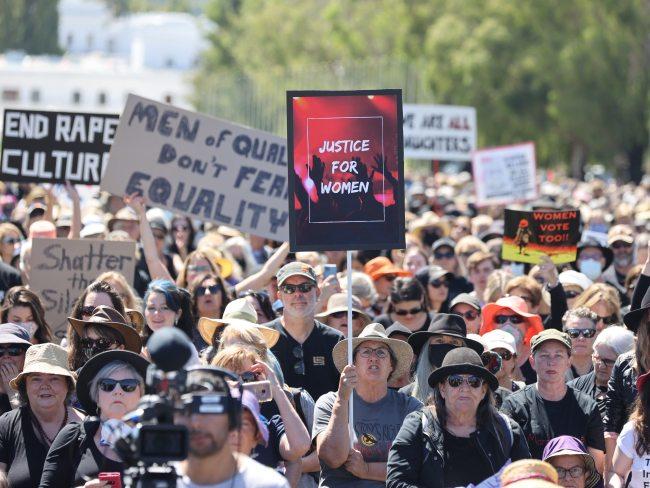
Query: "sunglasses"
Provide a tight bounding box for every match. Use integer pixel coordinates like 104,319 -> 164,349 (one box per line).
564,290 -> 581,299
494,314 -> 524,325
434,251 -> 454,260
596,314 -> 618,325
566,328 -> 596,339
0,346 -> 26,357
2,237 -> 20,245
454,310 -> 479,321
293,345 -> 305,375
98,378 -> 140,393
280,283 -> 316,294
429,279 -> 449,289
446,374 -> 484,389
197,284 -> 221,296
81,338 -> 116,351
80,306 -> 96,317
187,264 -> 211,273
329,311 -> 360,319
394,306 -> 425,316
495,350 -> 514,361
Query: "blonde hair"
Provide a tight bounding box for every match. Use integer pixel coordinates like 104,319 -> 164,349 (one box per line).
219,323 -> 267,354
505,275 -> 543,308
572,283 -> 621,321
467,251 -> 496,273
96,271 -> 141,310
212,345 -> 260,373
455,236 -> 489,257
176,248 -> 222,288
484,269 -> 512,304
0,222 -> 22,241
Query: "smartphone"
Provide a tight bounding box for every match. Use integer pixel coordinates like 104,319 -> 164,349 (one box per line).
243,380 -> 273,403
99,472 -> 122,487
323,264 -> 338,279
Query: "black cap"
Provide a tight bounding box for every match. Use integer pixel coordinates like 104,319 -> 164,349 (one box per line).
408,313 -> 483,356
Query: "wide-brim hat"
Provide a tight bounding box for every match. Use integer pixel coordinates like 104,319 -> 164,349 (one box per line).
480,296 -> 544,346
11,343 -> 75,390
428,347 -> 498,390
542,436 -> 599,488
0,323 -> 32,346
332,323 -> 414,379
76,350 -> 149,416
501,459 -> 560,487
107,207 -> 139,231
408,313 -> 483,356
315,293 -> 372,326
68,305 -> 142,354
125,309 -> 145,335
571,238 -> 613,271
363,257 -> 412,281
624,288 -> 650,333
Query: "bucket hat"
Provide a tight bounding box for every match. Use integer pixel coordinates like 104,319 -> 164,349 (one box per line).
11,343 -> 75,390
427,347 -> 498,391
408,313 -> 483,356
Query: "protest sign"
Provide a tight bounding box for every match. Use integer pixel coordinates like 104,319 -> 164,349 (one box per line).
1,109 -> 119,184
101,95 -> 289,241
30,238 -> 136,339
403,104 -> 476,161
502,208 -> 581,264
287,89 -> 405,251
472,142 -> 538,207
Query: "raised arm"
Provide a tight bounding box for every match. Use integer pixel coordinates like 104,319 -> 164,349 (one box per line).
65,182 -> 81,239
234,242 -> 289,294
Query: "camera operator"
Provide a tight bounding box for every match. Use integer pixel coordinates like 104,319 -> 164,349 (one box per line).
175,368 -> 289,488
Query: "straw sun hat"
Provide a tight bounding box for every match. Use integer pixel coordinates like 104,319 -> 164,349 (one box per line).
11,343 -> 75,390
198,298 -> 279,348
332,323 -> 414,379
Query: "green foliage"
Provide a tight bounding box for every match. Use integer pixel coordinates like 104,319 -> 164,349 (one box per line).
196,0 -> 650,180
0,0 -> 61,55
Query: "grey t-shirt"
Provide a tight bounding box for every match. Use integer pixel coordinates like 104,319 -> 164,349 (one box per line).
176,455 -> 290,488
312,389 -> 422,488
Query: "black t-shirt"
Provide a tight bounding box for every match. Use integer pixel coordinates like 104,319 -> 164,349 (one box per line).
501,384 -> 605,459
443,430 -> 494,487
568,371 -> 607,421
0,394 -> 12,417
0,261 -> 21,301
265,318 -> 343,403
40,420 -> 124,487
0,407 -> 50,488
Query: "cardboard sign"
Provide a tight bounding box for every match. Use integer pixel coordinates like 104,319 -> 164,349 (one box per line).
287,89 -> 406,251
502,209 -> 581,264
403,104 -> 477,161
1,109 -> 119,184
472,142 -> 538,207
30,238 -> 136,339
101,95 -> 289,241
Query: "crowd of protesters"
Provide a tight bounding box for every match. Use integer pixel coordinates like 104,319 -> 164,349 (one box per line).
0,173 -> 646,487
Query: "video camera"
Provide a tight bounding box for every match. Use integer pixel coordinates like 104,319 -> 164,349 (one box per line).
112,327 -> 241,488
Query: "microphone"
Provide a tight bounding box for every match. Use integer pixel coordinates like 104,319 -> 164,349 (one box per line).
147,327 -> 193,372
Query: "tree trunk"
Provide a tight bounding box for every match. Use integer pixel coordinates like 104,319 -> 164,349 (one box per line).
626,143 -> 646,184
570,141 -> 587,180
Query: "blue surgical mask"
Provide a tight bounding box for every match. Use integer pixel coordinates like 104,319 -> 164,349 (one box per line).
579,259 -> 602,281
588,224 -> 609,234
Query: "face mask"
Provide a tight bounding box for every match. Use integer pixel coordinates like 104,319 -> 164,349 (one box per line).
588,224 -> 609,234
579,259 -> 603,281
500,324 -> 524,348
428,343 -> 456,368
508,262 -> 525,277
19,321 -> 37,339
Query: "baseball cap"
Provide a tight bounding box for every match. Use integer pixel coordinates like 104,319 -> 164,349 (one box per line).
432,237 -> 457,253
276,262 -> 317,286
450,293 -> 481,312
482,329 -> 517,355
607,224 -> 634,246
558,270 -> 592,291
530,329 -> 572,354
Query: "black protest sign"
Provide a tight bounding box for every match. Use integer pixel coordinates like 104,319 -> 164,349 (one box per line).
101,95 -> 289,241
1,109 -> 119,184
502,209 -> 581,264
30,238 -> 136,339
287,89 -> 405,251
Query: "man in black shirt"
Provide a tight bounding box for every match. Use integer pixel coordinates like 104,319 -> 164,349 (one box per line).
265,262 -> 343,403
501,329 -> 605,471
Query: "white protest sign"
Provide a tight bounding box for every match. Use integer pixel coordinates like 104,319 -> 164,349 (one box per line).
30,238 -> 136,339
472,142 -> 538,207
403,104 -> 476,160
101,95 -> 289,240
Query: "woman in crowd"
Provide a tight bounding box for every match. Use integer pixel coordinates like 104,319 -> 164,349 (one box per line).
562,308 -> 599,381
0,325 -> 32,416
40,350 -> 148,487
0,223 -> 22,269
387,347 -> 530,487
142,279 -> 194,346
376,277 -> 431,332
0,343 -> 81,488
402,246 -> 429,275
67,280 -> 126,340
176,248 -> 223,289
425,265 -> 453,313
1,287 -> 53,344
482,329 -> 523,405
67,306 -> 142,372
95,271 -> 142,313
315,293 -> 372,338
505,275 -> 543,315
238,290 -> 277,325
573,284 -> 622,333
403,313 -> 483,403
483,269 -> 512,305
610,369 -> 650,487
188,272 -> 231,321
168,215 -> 196,274
542,436 -> 600,488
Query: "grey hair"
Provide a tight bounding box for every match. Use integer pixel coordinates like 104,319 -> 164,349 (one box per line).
562,307 -> 598,329
345,271 -> 378,305
411,349 -> 435,404
89,361 -> 144,405
593,325 -> 635,356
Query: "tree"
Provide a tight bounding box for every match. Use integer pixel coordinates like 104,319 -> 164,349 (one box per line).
0,0 -> 61,55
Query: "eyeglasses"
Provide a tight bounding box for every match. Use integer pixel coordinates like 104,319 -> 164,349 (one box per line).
81,338 -> 116,351
394,306 -> 425,316
80,306 -> 96,318
197,285 -> 221,296
329,311 -> 360,319
292,345 -> 305,375
280,283 -> 316,294
555,465 -> 586,480
98,378 -> 140,393
494,314 -> 524,325
357,346 -> 390,359
595,313 -> 618,325
0,346 -> 26,357
1,237 -> 20,245
429,279 -> 449,289
187,264 -> 211,273
446,374 -> 484,389
564,290 -> 580,299
434,251 -> 455,260
611,242 -> 632,249
454,310 -> 480,321
495,350 -> 514,361
566,328 -> 596,339
382,274 -> 397,282
592,353 -> 616,367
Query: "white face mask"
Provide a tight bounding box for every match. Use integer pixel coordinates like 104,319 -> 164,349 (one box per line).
17,322 -> 37,339
579,259 -> 603,281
